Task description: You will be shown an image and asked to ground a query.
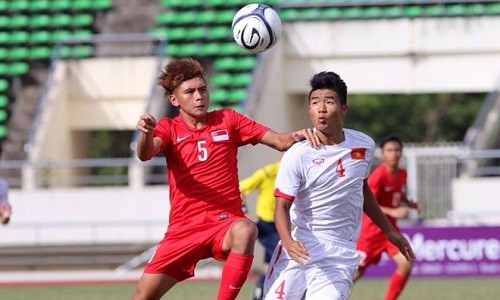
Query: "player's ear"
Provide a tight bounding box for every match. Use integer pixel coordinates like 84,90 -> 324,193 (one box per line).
168,94 -> 179,107
341,104 -> 349,116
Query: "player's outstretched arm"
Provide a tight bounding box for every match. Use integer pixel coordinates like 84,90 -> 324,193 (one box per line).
362,181 -> 415,262
260,128 -> 319,151
274,197 -> 309,265
136,113 -> 162,161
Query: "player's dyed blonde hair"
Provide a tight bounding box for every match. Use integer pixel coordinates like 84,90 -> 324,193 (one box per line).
158,58 -> 206,98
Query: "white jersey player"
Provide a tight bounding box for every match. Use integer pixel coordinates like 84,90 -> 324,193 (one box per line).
263,71 -> 414,300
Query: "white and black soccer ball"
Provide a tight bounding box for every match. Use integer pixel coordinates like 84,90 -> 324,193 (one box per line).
231,4 -> 282,53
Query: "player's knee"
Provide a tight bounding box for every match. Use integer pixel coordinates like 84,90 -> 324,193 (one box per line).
232,219 -> 258,241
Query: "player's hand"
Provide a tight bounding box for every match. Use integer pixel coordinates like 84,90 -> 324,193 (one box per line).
137,113 -> 157,134
292,128 -> 320,148
0,202 -> 11,225
408,200 -> 421,211
390,207 -> 409,219
387,231 -> 415,262
282,239 -> 309,265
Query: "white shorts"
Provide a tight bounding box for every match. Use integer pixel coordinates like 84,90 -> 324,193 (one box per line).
263,230 -> 359,300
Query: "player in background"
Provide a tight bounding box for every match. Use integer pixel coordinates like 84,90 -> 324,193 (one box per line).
131,58 -> 319,300
239,161 -> 281,300
0,177 -> 12,225
262,71 -> 414,300
354,134 -> 420,300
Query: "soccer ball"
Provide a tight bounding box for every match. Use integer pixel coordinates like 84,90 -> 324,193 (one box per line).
231,4 -> 282,53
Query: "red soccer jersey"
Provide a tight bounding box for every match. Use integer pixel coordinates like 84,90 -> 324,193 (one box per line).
360,164 -> 407,237
153,108 -> 269,230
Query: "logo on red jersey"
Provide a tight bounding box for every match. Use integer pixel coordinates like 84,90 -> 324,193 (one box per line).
350,148 -> 366,159
211,129 -> 229,141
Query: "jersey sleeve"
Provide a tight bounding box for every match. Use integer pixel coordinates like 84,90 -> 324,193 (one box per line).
152,118 -> 172,153
226,109 -> 269,146
367,167 -> 382,198
273,143 -> 303,201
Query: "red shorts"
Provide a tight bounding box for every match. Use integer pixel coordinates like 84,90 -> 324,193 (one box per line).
356,232 -> 400,267
144,216 -> 244,281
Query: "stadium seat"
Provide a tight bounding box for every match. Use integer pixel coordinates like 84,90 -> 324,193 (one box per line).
7,62 -> 29,76
29,0 -> 50,12
214,57 -> 237,70
71,0 -> 93,11
199,43 -> 221,56
211,73 -> 233,87
228,88 -> 247,103
9,31 -> 29,44
51,14 -> 73,28
51,0 -> 71,11
322,7 -> 342,20
186,27 -> 206,40
210,89 -> 230,103
30,14 -> 52,28
235,56 -> 257,70
166,27 -> 189,41
196,10 -> 218,24
92,0 -> 113,10
219,43 -> 246,56
9,15 -> 29,29
0,125 -> 7,139
0,48 -> 7,61
8,47 -> 30,61
0,63 -> 7,76
486,2 -> 500,14
31,31 -> 52,44
29,46 -> 53,60
0,110 -> 7,122
232,73 -> 253,86
207,26 -> 232,40
0,79 -> 8,92
0,95 -> 8,108
8,0 -> 29,12
71,14 -> 94,27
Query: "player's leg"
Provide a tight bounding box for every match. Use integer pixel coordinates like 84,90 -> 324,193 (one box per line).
384,249 -> 413,300
130,273 -> 178,300
217,218 -> 258,300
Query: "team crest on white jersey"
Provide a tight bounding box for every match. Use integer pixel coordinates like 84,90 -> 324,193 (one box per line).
211,129 -> 229,141
312,158 -> 324,165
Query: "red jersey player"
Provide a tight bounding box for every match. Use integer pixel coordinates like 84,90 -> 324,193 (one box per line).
131,58 -> 319,300
354,134 -> 420,300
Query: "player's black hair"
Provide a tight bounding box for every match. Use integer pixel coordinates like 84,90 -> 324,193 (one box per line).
379,134 -> 403,149
308,71 -> 348,105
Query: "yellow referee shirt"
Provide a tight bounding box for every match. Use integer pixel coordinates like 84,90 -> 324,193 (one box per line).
239,161 -> 280,223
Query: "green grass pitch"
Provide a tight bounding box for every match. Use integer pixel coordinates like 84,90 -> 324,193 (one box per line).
0,277 -> 498,299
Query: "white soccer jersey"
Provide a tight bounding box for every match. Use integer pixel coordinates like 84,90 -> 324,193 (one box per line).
275,128 -> 375,243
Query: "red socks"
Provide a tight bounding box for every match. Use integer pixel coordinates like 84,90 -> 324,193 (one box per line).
385,272 -> 409,300
217,252 -> 254,300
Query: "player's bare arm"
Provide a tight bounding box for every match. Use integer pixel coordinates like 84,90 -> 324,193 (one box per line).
401,194 -> 421,210
136,113 -> 162,161
362,181 -> 415,262
274,197 -> 309,265
380,206 -> 409,219
259,128 -> 319,151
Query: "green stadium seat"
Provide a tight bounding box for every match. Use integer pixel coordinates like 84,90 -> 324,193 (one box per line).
9,31 -> 29,44
0,110 -> 8,122
186,27 -> 206,40
52,30 -> 72,42
214,57 -> 236,70
71,14 -> 94,27
31,31 -> 52,44
199,43 -> 221,56
93,0 -> 112,10
155,12 -> 177,25
207,26 -> 232,40
363,6 -> 385,19
210,89 -> 230,103
404,5 -> 423,18
235,56 -> 257,70
0,95 -> 8,108
384,6 -> 404,19
342,7 -> 364,19
69,45 -> 93,58
177,43 -> 199,57
485,2 -> 500,15
51,14 -> 73,28
30,14 -> 52,28
0,63 -> 7,76
279,8 -> 301,21
71,29 -> 93,40
196,11 -> 218,24
208,104 -> 224,111
160,0 -> 183,8
7,62 -> 29,76
423,5 -> 445,17
8,47 -> 30,60
232,73 -> 253,86
0,48 -> 7,60
219,43 -> 246,56
300,8 -> 321,20
51,0 -> 71,11
0,79 -> 8,92
228,88 -> 247,103
444,4 -> 467,16
0,32 -> 7,45
0,0 -> 7,11
0,16 -> 8,28
322,7 -> 342,20
29,46 -> 53,60
9,15 -> 29,29
164,44 -> 181,56
71,0 -> 92,11
166,27 -> 189,41
214,10 -> 237,24
0,125 -> 7,139
211,73 -> 233,87
29,0 -> 50,12
8,0 -> 29,12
